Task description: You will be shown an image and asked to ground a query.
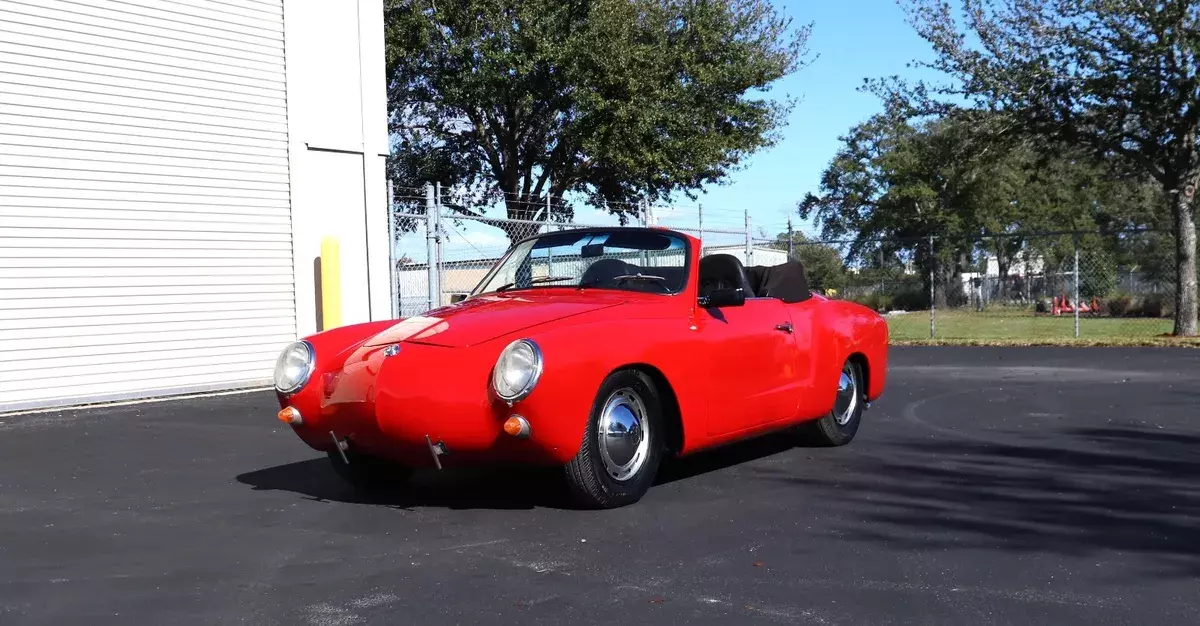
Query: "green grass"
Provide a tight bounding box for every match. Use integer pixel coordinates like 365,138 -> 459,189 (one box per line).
884,309 -> 1198,346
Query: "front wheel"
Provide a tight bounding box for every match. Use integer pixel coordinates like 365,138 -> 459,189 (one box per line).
800,359 -> 864,447
564,370 -> 665,509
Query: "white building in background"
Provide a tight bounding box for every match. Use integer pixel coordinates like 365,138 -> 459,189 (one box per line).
706,244 -> 788,269
0,1 -> 390,412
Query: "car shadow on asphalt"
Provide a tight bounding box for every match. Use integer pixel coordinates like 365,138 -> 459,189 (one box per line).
235,431 -> 803,511
236,459 -> 577,510
757,425 -> 1200,579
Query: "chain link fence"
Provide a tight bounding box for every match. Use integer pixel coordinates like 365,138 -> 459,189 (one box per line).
388,183 -> 752,316
389,183 -> 1183,342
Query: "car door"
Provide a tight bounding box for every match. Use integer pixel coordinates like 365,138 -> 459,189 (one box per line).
699,297 -> 802,437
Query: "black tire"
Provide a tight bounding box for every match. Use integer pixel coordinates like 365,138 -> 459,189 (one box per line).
326,448 -> 413,490
800,359 -> 865,447
564,370 -> 665,509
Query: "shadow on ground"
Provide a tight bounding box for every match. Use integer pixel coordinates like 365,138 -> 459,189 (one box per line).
236,430 -> 805,511
237,459 -> 573,510
761,424 -> 1200,578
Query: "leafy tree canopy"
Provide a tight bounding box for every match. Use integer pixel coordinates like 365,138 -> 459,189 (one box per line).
798,107 -> 1162,305
386,0 -> 809,239
799,109 -> 1157,255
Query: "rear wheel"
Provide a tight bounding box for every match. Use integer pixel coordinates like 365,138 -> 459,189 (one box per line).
801,359 -> 864,447
326,448 -> 413,490
564,370 -> 665,509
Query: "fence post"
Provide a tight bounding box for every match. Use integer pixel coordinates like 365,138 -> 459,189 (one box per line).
1073,234 -> 1080,339
744,208 -> 752,265
387,180 -> 398,319
545,188 -> 554,274
424,183 -> 438,312
435,182 -> 444,307
929,235 -> 936,340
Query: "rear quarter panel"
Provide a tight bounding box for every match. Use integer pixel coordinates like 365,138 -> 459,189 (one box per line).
520,297 -> 889,462
810,299 -> 889,404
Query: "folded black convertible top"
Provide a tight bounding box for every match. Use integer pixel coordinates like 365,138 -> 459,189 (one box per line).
746,260 -> 811,303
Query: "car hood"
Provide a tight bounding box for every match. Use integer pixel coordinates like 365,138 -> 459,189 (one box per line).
363,292 -> 626,348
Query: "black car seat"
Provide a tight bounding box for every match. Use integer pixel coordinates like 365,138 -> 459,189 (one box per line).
581,257 -> 633,288
698,254 -> 753,298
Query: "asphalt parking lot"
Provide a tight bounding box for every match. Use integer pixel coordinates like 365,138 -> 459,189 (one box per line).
2,347 -> 1198,625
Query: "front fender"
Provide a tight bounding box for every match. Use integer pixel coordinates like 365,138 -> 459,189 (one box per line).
276,319 -> 400,410
509,316 -> 704,463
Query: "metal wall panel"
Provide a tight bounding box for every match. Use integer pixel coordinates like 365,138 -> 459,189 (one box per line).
0,0 -> 295,412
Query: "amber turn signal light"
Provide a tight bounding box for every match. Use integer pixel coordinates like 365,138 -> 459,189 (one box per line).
277,406 -> 303,425
502,415 -> 531,438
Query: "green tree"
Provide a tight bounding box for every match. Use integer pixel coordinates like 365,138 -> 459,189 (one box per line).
797,110 -> 1028,306
799,108 -> 1162,307
891,0 -> 1200,334
386,0 -> 809,241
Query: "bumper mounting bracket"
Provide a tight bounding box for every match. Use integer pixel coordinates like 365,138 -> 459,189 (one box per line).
425,434 -> 447,470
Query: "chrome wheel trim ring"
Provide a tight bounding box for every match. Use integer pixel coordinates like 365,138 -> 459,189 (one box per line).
834,362 -> 859,426
597,388 -> 651,482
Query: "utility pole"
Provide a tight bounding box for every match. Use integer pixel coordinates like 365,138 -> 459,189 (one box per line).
787,216 -> 794,260
744,208 -> 752,265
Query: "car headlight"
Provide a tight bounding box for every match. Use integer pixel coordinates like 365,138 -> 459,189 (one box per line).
492,339 -> 543,402
273,340 -> 315,394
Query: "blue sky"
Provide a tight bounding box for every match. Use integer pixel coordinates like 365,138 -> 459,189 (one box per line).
684,0 -> 938,238
404,0 -> 941,260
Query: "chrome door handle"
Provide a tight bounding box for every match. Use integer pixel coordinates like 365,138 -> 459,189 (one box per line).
775,322 -> 793,333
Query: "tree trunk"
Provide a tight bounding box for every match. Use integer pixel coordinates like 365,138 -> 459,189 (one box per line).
500,195 -> 541,288
934,255 -> 952,310
1172,179 -> 1198,336
995,247 -> 1010,307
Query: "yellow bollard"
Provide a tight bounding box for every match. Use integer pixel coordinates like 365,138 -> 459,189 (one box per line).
320,236 -> 341,329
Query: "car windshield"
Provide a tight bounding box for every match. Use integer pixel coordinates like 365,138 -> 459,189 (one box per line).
472,229 -> 690,296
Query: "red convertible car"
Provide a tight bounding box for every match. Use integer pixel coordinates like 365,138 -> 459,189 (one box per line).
272,227 -> 888,508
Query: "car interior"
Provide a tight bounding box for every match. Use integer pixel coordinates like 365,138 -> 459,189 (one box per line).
580,257 -> 687,293
699,253 -> 812,303
580,252 -> 812,302
698,254 -> 754,297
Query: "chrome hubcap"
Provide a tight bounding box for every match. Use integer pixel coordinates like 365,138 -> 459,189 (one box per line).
834,362 -> 859,426
597,389 -> 650,482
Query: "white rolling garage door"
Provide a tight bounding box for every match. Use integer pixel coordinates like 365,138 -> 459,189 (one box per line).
0,0 -> 296,412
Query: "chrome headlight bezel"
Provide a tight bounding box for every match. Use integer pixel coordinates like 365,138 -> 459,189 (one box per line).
491,338 -> 543,403
273,340 -> 316,395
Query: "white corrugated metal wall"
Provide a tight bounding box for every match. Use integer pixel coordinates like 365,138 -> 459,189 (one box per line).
0,0 -> 297,412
